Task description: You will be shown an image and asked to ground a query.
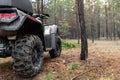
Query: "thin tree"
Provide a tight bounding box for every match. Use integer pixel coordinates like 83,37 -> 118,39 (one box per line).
75,0 -> 80,44
97,9 -> 101,40
97,0 -> 101,40
41,0 -> 43,14
90,0 -> 95,43
54,0 -> 57,24
36,0 -> 40,14
112,1 -> 116,40
77,0 -> 88,60
105,1 -> 109,40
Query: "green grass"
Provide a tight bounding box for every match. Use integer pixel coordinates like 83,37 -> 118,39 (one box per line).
62,39 -> 80,49
40,72 -> 54,80
62,42 -> 76,49
67,62 -> 79,70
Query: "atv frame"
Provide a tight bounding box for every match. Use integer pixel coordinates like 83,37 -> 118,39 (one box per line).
0,0 -> 62,77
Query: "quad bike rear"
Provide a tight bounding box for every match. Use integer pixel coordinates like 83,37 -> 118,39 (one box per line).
0,0 -> 62,77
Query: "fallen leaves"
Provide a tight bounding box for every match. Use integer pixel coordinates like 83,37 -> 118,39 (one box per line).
0,40 -> 119,80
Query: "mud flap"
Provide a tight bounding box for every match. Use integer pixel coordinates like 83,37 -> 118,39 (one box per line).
44,35 -> 52,50
44,34 -> 56,51
51,33 -> 56,49
44,25 -> 58,51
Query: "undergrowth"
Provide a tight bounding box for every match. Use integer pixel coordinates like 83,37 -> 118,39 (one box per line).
67,62 -> 79,70
62,42 -> 76,49
40,72 -> 54,80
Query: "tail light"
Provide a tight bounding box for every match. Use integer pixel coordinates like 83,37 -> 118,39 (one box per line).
0,12 -> 18,23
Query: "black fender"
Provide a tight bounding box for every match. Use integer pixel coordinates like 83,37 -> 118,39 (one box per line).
0,8 -> 45,49
0,8 -> 27,31
17,17 -> 45,50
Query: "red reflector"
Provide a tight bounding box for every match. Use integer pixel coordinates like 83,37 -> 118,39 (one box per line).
28,16 -> 36,21
0,13 -> 16,18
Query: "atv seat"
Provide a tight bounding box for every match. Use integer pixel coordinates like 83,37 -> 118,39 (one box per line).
33,14 -> 50,19
0,0 -> 33,14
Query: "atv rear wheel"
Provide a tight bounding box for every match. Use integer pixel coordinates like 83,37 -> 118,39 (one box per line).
49,36 -> 62,58
12,35 -> 44,78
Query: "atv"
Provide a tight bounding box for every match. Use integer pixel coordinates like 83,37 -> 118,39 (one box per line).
0,0 -> 62,78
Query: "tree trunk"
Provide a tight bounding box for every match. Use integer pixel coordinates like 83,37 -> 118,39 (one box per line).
36,0 -> 40,14
41,0 -> 43,14
112,4 -> 116,40
75,0 -> 80,44
105,3 -> 109,40
54,0 -> 57,25
91,18 -> 95,43
97,9 -> 101,40
76,14 -> 80,44
113,16 -> 116,40
77,0 -> 88,60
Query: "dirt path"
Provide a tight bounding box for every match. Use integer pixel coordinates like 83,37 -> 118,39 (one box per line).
0,41 -> 119,80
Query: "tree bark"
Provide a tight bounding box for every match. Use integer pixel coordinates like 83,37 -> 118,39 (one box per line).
113,15 -> 116,40
91,17 -> 95,43
97,9 -> 101,40
77,0 -> 88,60
41,0 -> 43,14
54,0 -> 57,25
105,3 -> 109,40
76,13 -> 80,44
76,0 -> 80,44
36,0 -> 40,14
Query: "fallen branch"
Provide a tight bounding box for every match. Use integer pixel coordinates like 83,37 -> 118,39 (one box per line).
71,68 -> 96,80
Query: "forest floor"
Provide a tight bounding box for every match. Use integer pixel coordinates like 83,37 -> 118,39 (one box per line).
0,40 -> 120,80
